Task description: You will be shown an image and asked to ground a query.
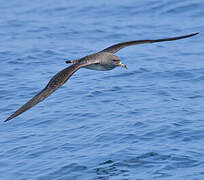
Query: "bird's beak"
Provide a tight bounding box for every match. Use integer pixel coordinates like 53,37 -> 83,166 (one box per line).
118,62 -> 128,69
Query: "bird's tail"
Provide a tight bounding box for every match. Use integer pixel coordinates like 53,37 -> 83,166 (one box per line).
65,60 -> 72,64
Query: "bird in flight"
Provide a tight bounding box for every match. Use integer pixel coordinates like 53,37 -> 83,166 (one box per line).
5,33 -> 198,122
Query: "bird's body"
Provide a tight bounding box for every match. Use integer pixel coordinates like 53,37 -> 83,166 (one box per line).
71,52 -> 121,71
5,32 -> 198,122
85,63 -> 115,71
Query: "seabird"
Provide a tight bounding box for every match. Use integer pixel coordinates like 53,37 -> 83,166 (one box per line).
5,33 -> 198,122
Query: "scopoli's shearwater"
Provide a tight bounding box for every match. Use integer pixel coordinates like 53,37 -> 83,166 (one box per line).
5,33 -> 198,122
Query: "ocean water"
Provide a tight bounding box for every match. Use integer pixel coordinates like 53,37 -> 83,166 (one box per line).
0,0 -> 204,179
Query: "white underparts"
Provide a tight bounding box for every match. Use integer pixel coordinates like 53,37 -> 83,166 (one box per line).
84,64 -> 114,71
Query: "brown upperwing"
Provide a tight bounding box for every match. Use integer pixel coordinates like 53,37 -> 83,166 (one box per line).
5,63 -> 91,122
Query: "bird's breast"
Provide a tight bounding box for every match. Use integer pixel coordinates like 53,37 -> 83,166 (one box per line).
84,64 -> 115,71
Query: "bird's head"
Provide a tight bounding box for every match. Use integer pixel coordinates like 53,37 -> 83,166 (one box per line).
111,56 -> 127,69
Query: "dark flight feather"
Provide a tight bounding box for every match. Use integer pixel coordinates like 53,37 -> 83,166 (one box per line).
5,63 -> 89,122
100,33 -> 198,54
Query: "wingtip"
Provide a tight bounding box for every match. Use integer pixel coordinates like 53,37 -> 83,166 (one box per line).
4,117 -> 11,122
192,32 -> 199,36
184,32 -> 199,38
4,114 -> 15,122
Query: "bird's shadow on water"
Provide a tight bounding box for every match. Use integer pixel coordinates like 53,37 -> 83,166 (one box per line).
36,152 -> 173,180
89,152 -> 172,180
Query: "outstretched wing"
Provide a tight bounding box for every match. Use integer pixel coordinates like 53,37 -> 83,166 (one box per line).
5,63 -> 90,122
100,33 -> 198,54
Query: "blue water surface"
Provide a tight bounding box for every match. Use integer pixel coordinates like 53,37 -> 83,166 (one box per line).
0,0 -> 204,179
